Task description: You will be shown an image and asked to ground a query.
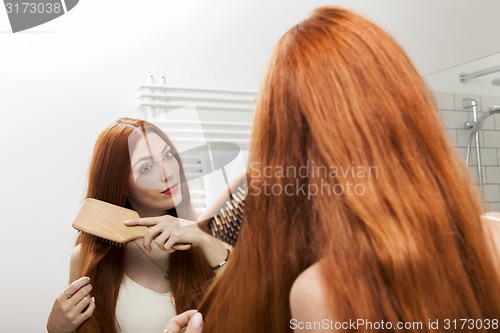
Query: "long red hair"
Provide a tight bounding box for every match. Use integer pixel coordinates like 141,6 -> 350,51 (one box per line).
76,118 -> 214,333
199,6 -> 500,332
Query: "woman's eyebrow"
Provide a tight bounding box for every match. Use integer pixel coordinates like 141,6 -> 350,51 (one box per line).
162,144 -> 171,155
133,144 -> 171,167
133,155 -> 153,167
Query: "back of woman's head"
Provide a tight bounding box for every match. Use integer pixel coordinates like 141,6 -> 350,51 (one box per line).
200,6 -> 500,332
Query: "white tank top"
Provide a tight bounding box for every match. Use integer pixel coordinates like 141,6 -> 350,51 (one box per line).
115,274 -> 176,333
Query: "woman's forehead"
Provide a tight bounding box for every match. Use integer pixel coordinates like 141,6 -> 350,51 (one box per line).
130,132 -> 169,160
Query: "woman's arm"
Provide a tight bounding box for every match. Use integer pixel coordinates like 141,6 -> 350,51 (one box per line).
46,245 -> 95,333
197,171 -> 246,222
481,212 -> 500,270
125,217 -> 230,274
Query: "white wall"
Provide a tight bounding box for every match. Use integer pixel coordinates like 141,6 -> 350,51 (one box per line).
1,0 -> 500,331
426,53 -> 500,95
433,91 -> 500,211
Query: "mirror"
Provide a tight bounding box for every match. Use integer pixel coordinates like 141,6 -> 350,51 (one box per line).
424,53 -> 500,212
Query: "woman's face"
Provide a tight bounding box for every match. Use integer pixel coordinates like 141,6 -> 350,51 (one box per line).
127,131 -> 183,216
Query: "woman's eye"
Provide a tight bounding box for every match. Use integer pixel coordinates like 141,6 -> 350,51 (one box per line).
164,151 -> 174,159
138,163 -> 153,174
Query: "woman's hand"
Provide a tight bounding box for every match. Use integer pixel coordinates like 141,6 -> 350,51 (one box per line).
124,215 -> 205,252
125,215 -> 212,252
125,215 -> 230,273
46,277 -> 95,333
163,310 -> 203,333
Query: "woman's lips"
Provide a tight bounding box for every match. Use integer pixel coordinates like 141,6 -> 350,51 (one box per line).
162,183 -> 179,195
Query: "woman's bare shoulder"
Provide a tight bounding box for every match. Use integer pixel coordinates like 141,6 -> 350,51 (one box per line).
289,261 -> 332,329
481,212 -> 500,255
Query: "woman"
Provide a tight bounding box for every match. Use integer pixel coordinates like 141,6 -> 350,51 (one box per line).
192,6 -> 500,333
47,118 -> 229,333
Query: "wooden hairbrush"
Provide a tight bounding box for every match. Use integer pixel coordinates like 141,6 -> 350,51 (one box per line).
72,198 -> 191,250
72,182 -> 246,248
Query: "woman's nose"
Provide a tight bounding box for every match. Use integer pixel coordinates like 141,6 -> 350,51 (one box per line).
160,158 -> 175,181
160,161 -> 169,181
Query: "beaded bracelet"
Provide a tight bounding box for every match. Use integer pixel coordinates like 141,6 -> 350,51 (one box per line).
211,248 -> 230,270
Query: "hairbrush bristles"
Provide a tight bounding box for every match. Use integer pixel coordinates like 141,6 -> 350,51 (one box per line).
78,231 -> 124,247
204,182 -> 246,246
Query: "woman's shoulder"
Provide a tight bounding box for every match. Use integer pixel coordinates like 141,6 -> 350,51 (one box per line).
481,212 -> 500,254
289,261 -> 332,327
482,212 -> 500,225
290,262 -> 324,302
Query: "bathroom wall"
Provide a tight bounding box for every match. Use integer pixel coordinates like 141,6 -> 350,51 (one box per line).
3,0 -> 500,331
426,53 -> 500,96
434,91 -> 500,211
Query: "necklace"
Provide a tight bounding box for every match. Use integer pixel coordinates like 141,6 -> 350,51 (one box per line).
132,241 -> 170,280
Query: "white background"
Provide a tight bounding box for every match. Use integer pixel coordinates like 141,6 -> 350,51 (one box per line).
1,1 -> 500,331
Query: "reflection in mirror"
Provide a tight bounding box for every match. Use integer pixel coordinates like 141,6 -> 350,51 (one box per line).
136,77 -> 255,215
425,53 -> 500,211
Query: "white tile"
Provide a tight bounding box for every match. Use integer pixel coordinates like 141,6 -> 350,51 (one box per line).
483,131 -> 500,148
464,165 -> 475,179
464,147 -> 497,167
463,147 -> 477,165
495,114 -> 500,130
475,112 -> 497,130
488,202 -> 500,212
480,148 -> 499,166
484,184 -> 500,202
433,91 -> 455,110
468,166 -> 487,183
486,166 -> 500,183
441,110 -> 471,129
455,147 -> 470,164
454,94 -> 482,111
480,94 -> 500,112
456,129 -> 481,148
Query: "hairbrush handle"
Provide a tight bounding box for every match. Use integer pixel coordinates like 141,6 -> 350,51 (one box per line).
172,243 -> 191,250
